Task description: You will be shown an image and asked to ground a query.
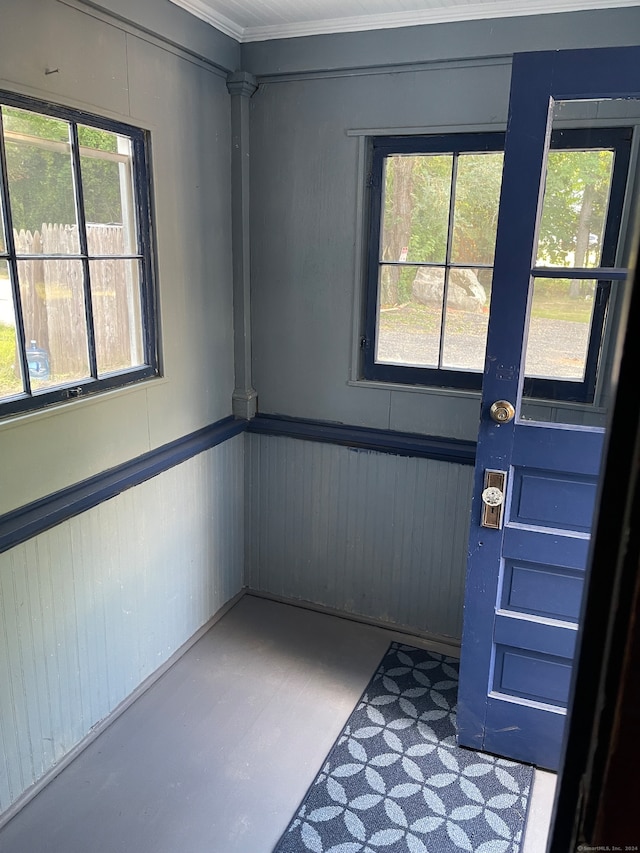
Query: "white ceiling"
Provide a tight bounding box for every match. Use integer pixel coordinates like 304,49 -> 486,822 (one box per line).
169,0 -> 640,43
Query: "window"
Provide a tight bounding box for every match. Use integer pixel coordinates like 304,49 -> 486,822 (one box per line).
0,91 -> 158,417
362,129 -> 630,402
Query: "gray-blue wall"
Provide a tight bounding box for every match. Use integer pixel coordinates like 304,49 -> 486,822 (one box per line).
241,7 -> 640,77
246,434 -> 473,639
240,9 -> 640,631
248,58 -> 510,439
245,6 -> 640,439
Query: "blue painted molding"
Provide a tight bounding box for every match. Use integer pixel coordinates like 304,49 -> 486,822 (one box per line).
247,414 -> 476,465
0,412 -> 476,554
0,416 -> 245,555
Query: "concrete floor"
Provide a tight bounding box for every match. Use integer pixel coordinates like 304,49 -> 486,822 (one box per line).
0,594 -> 555,852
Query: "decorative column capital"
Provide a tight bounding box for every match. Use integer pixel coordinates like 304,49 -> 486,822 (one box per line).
226,71 -> 258,98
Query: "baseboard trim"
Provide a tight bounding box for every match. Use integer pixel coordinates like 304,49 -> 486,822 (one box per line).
0,588 -> 247,832
0,588 -> 459,829
245,589 -> 461,658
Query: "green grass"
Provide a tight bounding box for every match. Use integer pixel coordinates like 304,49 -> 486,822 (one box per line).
530,295 -> 592,323
0,322 -> 22,397
379,302 -> 442,333
380,294 -> 591,335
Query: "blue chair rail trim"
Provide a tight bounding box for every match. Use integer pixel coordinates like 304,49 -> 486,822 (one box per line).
246,414 -> 477,465
0,416 -> 245,554
1,413 -> 476,554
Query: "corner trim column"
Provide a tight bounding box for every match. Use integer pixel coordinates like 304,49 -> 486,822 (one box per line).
227,70 -> 258,419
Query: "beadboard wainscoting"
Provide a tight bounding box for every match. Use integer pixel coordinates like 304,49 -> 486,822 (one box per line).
245,432 -> 474,642
0,434 -> 245,816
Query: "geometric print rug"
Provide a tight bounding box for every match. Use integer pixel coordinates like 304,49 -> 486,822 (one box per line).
272,643 -> 533,853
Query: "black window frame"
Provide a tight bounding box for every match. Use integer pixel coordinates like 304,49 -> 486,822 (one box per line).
362,127 -> 631,404
0,90 -> 159,418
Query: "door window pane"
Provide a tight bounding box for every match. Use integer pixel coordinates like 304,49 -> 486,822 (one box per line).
17,259 -> 90,390
521,105 -> 635,424
524,277 -> 596,381
536,148 -> 614,269
520,276 -> 617,427
2,106 -> 80,253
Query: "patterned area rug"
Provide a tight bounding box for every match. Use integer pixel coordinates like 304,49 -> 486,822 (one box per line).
273,643 -> 533,853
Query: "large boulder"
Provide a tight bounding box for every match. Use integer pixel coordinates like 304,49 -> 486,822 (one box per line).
412,267 -> 486,312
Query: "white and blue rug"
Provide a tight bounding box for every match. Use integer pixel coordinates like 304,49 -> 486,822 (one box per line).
273,643 -> 533,853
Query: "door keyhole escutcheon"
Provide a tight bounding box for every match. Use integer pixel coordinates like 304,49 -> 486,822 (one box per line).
489,400 -> 516,424
481,470 -> 507,529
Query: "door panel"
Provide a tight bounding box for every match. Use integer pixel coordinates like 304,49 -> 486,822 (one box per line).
493,646 -> 572,703
512,471 -> 597,531
457,46 -> 640,770
501,563 -> 583,621
481,697 -> 566,771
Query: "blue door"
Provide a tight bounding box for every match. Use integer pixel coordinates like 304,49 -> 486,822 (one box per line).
457,46 -> 640,771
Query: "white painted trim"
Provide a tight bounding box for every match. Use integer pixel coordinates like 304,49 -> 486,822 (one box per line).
170,0 -> 640,43
0,589 -> 247,832
168,0 -> 244,40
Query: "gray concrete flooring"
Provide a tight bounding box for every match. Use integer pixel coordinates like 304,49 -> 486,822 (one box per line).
0,594 -> 555,852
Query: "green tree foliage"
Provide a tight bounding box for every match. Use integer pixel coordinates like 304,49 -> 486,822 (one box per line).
380,154 -> 450,305
406,154 -> 452,263
77,124 -> 124,225
450,153 -> 502,267
537,149 -> 614,299
380,145 -> 614,307
1,106 -> 123,233
537,149 -> 613,267
382,152 -> 502,304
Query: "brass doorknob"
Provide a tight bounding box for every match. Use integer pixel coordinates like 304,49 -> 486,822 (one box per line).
489,400 -> 515,424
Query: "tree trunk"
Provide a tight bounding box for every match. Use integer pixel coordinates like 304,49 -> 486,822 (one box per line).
380,156 -> 416,306
570,182 -> 595,298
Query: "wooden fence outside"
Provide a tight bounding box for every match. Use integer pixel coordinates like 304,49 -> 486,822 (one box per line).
13,223 -> 139,380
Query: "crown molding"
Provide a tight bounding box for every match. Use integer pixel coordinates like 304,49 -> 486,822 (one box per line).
169,0 -> 640,43
169,0 -> 244,40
